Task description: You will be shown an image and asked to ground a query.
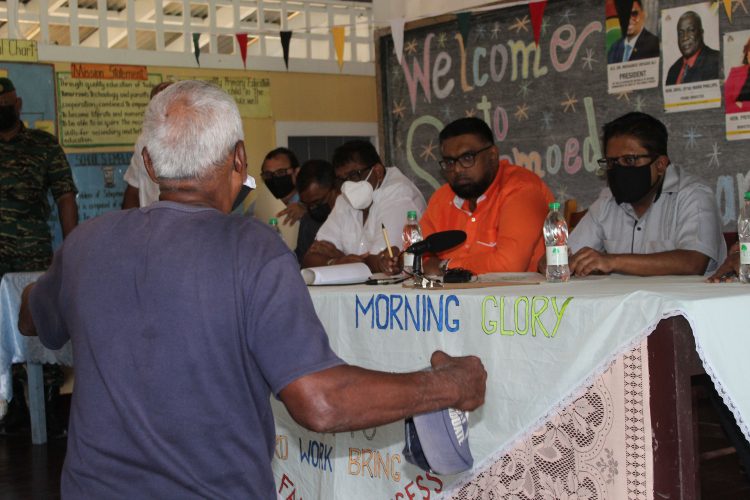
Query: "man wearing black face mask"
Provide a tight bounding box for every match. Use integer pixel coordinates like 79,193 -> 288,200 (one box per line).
0,77 -> 78,276
260,147 -> 305,225
567,112 -> 725,277
0,77 -> 78,436
295,159 -> 338,264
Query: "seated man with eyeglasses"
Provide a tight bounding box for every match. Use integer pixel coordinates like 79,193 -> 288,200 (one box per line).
260,147 -> 307,224
302,140 -> 426,275
567,112 -> 725,276
420,117 -> 554,275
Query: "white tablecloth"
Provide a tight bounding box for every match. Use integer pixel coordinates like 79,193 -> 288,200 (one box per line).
272,275 -> 750,498
0,272 -> 73,415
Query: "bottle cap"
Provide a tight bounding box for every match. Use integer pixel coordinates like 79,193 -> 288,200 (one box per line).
549,202 -> 560,210
407,210 -> 417,219
745,192 -> 750,201
269,217 -> 278,225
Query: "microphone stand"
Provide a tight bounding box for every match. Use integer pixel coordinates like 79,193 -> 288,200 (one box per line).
406,253 -> 443,289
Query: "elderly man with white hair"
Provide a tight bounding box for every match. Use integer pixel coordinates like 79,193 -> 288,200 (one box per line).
18,80 -> 487,498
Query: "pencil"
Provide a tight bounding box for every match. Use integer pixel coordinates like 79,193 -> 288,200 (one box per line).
381,223 -> 394,258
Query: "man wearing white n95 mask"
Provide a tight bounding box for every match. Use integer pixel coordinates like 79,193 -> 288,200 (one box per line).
302,140 -> 426,275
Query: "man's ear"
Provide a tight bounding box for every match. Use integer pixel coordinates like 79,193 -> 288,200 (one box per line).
15,96 -> 22,115
142,147 -> 159,183
233,140 -> 247,175
655,155 -> 669,176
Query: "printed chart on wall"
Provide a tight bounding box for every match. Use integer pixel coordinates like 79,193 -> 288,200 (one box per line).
56,64 -> 162,147
48,152 -> 131,250
166,74 -> 272,118
378,0 -> 750,231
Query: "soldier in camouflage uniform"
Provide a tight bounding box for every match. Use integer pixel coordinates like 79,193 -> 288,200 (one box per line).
0,77 -> 78,277
0,77 -> 77,435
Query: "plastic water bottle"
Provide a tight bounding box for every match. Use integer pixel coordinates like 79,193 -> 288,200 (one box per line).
739,192 -> 750,283
268,217 -> 281,236
402,210 -> 422,274
543,202 -> 570,283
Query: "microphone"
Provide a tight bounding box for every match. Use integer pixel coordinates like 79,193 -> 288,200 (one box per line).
406,230 -> 466,255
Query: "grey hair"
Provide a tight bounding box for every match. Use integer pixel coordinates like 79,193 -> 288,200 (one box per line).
141,80 -> 243,179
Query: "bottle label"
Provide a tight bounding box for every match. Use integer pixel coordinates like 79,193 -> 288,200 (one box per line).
403,252 -> 414,267
741,243 -> 750,264
546,245 -> 568,265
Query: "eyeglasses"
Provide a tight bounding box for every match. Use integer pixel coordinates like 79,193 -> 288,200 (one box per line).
260,167 -> 294,181
438,144 -> 493,171
336,164 -> 373,184
596,154 -> 657,169
630,9 -> 641,18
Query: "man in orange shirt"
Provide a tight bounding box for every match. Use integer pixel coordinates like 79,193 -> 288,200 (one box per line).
420,117 -> 554,275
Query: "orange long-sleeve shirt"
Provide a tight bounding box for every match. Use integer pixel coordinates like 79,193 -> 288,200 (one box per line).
420,161 -> 554,274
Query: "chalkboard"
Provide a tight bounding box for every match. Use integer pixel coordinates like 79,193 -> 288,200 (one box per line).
378,0 -> 750,230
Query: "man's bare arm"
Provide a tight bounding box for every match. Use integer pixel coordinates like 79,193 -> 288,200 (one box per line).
570,247 -> 710,277
56,192 -> 78,238
18,283 -> 37,337
279,351 -> 486,433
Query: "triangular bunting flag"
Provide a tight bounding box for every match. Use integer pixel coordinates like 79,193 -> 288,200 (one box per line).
390,18 -> 406,65
192,33 -> 201,66
723,0 -> 733,22
614,0 -> 634,39
456,12 -> 472,44
280,31 -> 293,70
236,33 -> 248,68
331,26 -> 345,70
529,1 -> 547,46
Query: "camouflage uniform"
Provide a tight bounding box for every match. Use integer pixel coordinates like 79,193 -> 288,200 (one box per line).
0,125 -> 77,277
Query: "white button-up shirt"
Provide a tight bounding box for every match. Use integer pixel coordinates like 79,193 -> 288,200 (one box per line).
315,166 -> 426,255
568,165 -> 726,274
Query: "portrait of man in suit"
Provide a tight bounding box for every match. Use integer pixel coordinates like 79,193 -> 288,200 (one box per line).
665,10 -> 720,85
607,0 -> 660,64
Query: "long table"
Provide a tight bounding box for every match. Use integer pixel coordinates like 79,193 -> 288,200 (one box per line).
271,276 -> 750,499
1,273 -> 748,496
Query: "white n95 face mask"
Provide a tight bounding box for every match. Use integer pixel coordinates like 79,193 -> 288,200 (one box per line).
341,168 -> 375,210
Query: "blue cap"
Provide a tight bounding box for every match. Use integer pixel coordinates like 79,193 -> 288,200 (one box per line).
403,408 -> 473,475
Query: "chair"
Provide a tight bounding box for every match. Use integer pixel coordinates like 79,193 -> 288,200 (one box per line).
564,199 -> 587,231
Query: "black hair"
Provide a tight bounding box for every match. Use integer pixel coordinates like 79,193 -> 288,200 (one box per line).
602,112 -> 668,157
331,140 -> 382,169
296,159 -> 335,193
438,117 -> 494,145
264,147 -> 299,169
679,11 -> 703,33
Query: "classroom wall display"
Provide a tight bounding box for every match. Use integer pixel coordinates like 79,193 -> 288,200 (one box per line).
47,152 -> 132,250
723,29 -> 750,139
166,73 -> 272,118
661,2 -> 722,112
56,71 -> 163,147
606,0 -> 661,93
378,0 -> 750,230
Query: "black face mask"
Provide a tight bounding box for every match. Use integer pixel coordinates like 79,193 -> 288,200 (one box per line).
0,105 -> 18,131
607,163 -> 655,204
264,175 -> 295,199
308,202 -> 332,223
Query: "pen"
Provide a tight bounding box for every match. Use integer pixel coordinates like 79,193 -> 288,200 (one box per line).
381,223 -> 394,258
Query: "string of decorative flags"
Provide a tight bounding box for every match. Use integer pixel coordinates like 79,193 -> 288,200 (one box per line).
192,26 -> 346,70
191,0 -> 736,70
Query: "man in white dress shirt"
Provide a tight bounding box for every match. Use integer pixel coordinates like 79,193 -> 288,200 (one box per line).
302,140 -> 426,275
